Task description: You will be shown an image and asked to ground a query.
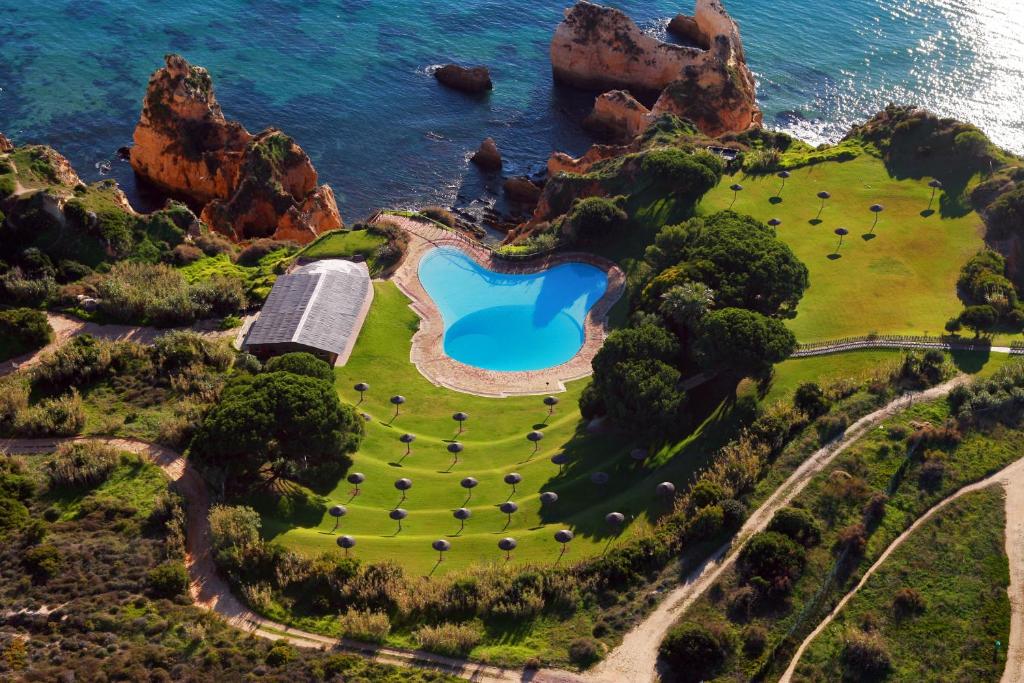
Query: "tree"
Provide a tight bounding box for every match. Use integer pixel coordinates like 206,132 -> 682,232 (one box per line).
644,212 -> 808,316
953,129 -> 991,160
987,185 -> 1024,239
695,308 -> 796,376
660,282 -> 715,329
591,324 -> 680,380
562,196 -> 627,242
767,506 -> 821,547
264,352 -> 335,384
601,359 -> 684,437
190,372 -> 363,484
659,622 -> 733,683
738,531 -> 806,590
958,304 -> 998,336
793,382 -> 830,418
639,148 -> 722,202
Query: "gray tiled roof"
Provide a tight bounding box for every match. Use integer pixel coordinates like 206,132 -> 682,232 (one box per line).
244,261 -> 370,356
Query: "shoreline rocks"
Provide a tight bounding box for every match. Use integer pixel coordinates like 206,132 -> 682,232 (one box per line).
551,0 -> 760,137
434,64 -> 493,94
471,137 -> 502,171
503,176 -> 542,205
129,54 -> 341,244
582,90 -> 651,142
0,133 -> 13,154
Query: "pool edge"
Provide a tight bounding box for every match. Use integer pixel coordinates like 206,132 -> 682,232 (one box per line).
382,215 -> 626,398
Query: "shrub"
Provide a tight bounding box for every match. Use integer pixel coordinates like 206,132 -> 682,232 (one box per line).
567,637 -> 602,667
18,390 -> 86,437
720,499 -> 747,528
237,238 -> 292,266
841,629 -> 892,676
562,196 -> 627,242
0,497 -> 30,533
22,543 -> 61,581
147,561 -> 189,598
264,352 -> 334,384
767,506 -> 821,547
414,622 -> 483,656
741,625 -> 767,657
169,243 -> 204,265
794,382 -> 830,418
835,523 -> 868,557
0,308 -> 53,355
686,504 -> 725,542
659,622 -> 733,683
46,442 -> 118,489
265,642 -> 296,666
862,492 -> 888,526
208,505 -> 262,553
738,531 -> 805,592
421,206 -> 457,228
892,587 -> 926,617
690,480 -> 727,510
815,413 -> 849,443
194,231 -> 236,257
338,609 -> 390,643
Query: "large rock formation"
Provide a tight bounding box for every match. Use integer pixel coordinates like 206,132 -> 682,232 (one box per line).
130,54 -> 341,243
551,0 -> 760,137
583,90 -> 651,142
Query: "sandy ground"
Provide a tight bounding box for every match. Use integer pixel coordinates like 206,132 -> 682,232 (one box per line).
779,457 -> 1024,682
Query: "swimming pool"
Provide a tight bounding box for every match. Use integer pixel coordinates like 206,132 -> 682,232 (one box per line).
418,247 -> 609,372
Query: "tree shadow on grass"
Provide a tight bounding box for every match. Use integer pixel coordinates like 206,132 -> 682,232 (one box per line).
950,347 -> 991,375
535,376 -> 743,540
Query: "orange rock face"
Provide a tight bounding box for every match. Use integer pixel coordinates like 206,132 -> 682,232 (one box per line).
130,54 -> 341,243
583,90 -> 652,142
551,0 -> 761,138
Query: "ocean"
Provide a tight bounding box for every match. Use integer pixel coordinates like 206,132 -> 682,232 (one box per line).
1,0 -> 1021,222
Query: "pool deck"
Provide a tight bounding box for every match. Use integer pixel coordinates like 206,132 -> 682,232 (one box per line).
380,215 -> 625,398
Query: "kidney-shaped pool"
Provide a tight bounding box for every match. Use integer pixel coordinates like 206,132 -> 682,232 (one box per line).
418,247 -> 609,372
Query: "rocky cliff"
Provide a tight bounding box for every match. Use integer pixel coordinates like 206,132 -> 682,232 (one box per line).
130,54 -> 341,243
551,0 -> 760,138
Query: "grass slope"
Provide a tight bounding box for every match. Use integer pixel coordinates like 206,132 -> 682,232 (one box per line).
700,156 -> 984,341
258,281 -> 742,575
298,229 -> 386,271
794,487 -> 1010,682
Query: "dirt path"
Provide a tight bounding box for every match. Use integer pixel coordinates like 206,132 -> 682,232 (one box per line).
0,380 -> 975,682
0,313 -> 232,377
584,378 -> 966,683
0,436 -> 524,682
778,457 -> 1024,682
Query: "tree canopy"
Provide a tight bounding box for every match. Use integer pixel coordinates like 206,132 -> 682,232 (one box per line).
599,359 -> 684,439
562,196 -> 627,242
264,352 -> 335,384
190,371 -> 363,484
695,308 -> 796,375
643,211 -> 809,317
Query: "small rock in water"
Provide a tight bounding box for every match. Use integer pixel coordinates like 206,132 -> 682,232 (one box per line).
434,64 -> 493,94
471,137 -> 502,171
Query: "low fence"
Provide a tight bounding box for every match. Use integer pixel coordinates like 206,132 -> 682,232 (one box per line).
793,334 -> 1024,358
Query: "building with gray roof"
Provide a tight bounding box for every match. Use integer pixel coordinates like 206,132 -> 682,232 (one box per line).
242,259 -> 373,366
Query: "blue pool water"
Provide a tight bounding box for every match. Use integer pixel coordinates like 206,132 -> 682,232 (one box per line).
418,247 -> 607,371
1,1 -> 1022,225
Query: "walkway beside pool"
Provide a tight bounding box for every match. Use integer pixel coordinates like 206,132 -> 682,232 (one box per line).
379,214 -> 625,397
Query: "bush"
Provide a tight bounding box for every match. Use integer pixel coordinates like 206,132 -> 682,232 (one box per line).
686,505 -> 725,542
841,629 -> 892,676
338,609 -> 391,643
738,531 -> 805,593
46,441 -> 118,489
767,506 -> 821,547
421,206 -> 457,228
22,543 -> 61,580
690,480 -> 727,510
815,413 -> 849,443
794,382 -> 830,418
659,622 -> 733,683
208,505 -> 262,552
892,587 -> 926,617
147,561 -> 189,598
741,624 -> 767,657
0,308 -> 53,355
237,239 -> 292,266
194,231 -> 236,257
414,622 -> 483,656
568,637 -> 602,667
264,352 -> 334,384
18,390 -> 86,437
264,642 -> 296,666
720,499 -> 747,528
169,243 -> 204,265
0,497 -> 30,533
562,196 -> 627,242
835,523 -> 868,557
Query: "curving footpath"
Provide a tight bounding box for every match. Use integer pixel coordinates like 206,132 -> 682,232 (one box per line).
778,456 -> 1024,683
0,436 -> 523,683
0,380 -> 971,683
583,378 -> 967,683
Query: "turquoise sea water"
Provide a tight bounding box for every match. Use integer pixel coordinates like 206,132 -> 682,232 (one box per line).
418,247 -> 607,370
1,1 -> 1021,221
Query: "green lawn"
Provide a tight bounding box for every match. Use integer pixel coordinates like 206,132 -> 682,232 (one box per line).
258,281 -> 741,575
700,155 -> 985,342
794,487 -> 1010,682
298,229 -> 385,270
